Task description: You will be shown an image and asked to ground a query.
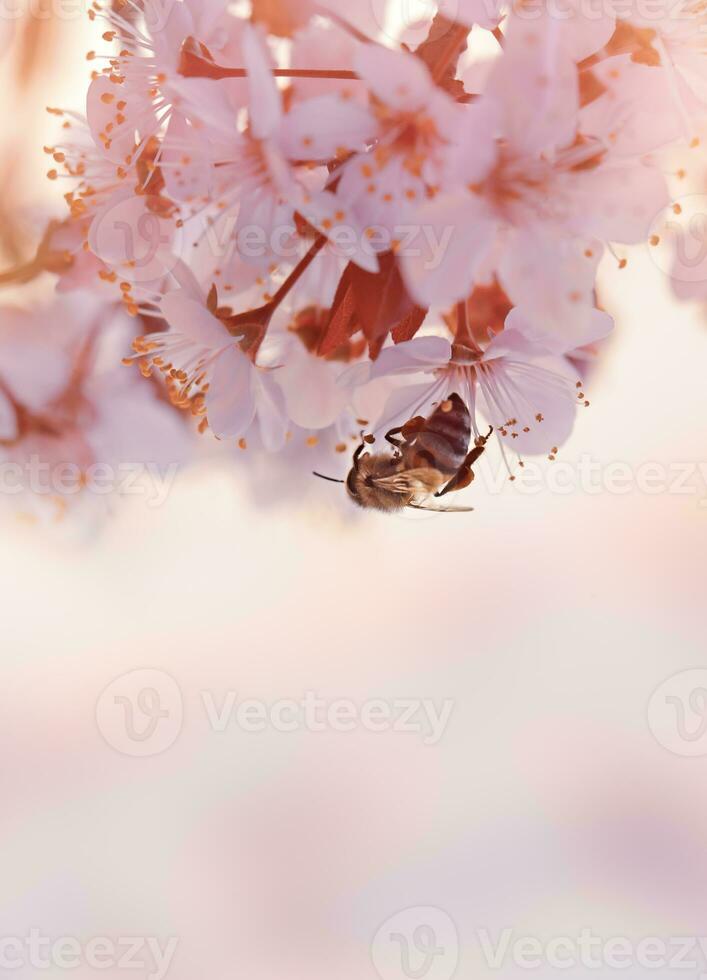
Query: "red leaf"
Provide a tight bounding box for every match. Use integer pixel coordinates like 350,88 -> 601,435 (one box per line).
318,254 -> 429,360
393,305 -> 427,343
349,253 -> 414,358
318,270 -> 357,356
414,14 -> 469,97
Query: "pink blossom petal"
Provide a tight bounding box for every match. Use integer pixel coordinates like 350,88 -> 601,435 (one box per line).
85,372 -> 191,467
88,191 -> 178,285
148,0 -> 193,70
255,371 -> 289,452
581,56 -> 694,157
559,3 -> 616,62
242,24 -> 282,140
442,0 -> 503,30
477,343 -> 578,455
486,13 -> 579,157
400,193 -> 498,307
278,355 -> 349,429
0,339 -> 72,411
298,191 -> 380,273
280,94 -> 376,161
444,99 -> 499,187
168,77 -> 239,139
498,230 -> 601,349
504,307 -> 614,356
206,347 -> 256,439
354,44 -> 437,112
376,382 -> 443,435
291,22 -> 363,103
160,291 -> 232,349
569,164 -> 669,244
161,112 -> 214,203
370,336 -> 452,378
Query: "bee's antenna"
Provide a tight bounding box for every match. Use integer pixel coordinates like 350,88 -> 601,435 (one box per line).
313,472 -> 345,484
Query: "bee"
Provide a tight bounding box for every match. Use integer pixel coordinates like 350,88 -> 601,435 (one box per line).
314,393 -> 493,513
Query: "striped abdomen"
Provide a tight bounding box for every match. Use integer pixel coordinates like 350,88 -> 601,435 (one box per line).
407,393 -> 471,476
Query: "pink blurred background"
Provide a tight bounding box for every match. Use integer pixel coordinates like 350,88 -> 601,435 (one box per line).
2,6 -> 707,980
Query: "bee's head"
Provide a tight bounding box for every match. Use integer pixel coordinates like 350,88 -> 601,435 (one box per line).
345,443 -> 408,512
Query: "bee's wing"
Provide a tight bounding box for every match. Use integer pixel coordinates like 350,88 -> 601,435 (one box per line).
373,472 -> 474,512
408,502 -> 475,513
372,467 -> 445,496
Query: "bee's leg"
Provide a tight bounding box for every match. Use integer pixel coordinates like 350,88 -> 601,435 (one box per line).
386,417 -> 427,452
385,427 -> 406,449
402,416 -> 427,439
476,426 -> 494,448
435,429 -> 493,498
352,441 -> 367,469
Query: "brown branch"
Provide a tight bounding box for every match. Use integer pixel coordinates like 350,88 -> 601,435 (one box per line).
178,43 -> 359,81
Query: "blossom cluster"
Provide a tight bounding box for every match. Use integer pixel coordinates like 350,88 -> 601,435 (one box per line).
1,0 -> 706,518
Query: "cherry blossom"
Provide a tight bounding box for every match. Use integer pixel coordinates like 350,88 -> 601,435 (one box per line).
1,0 -> 705,521
334,42 -> 466,249
341,301 -> 609,460
127,282 -> 289,449
0,294 -> 188,524
400,11 -> 669,348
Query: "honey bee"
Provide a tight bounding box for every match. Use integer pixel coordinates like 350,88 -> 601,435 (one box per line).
314,393 -> 493,513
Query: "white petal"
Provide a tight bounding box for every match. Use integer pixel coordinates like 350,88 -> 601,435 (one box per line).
0,340 -> 72,411
206,347 -> 256,439
442,0 -> 503,29
298,191 -> 379,274
400,194 -> 498,307
160,292 -> 231,350
498,231 -> 601,350
280,94 -> 376,161
370,336 -> 452,378
504,307 -> 614,356
255,372 -> 288,452
279,355 -> 349,430
354,44 -> 437,111
486,12 -> 579,157
478,354 -> 578,455
568,164 -> 669,244
243,24 -> 282,140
